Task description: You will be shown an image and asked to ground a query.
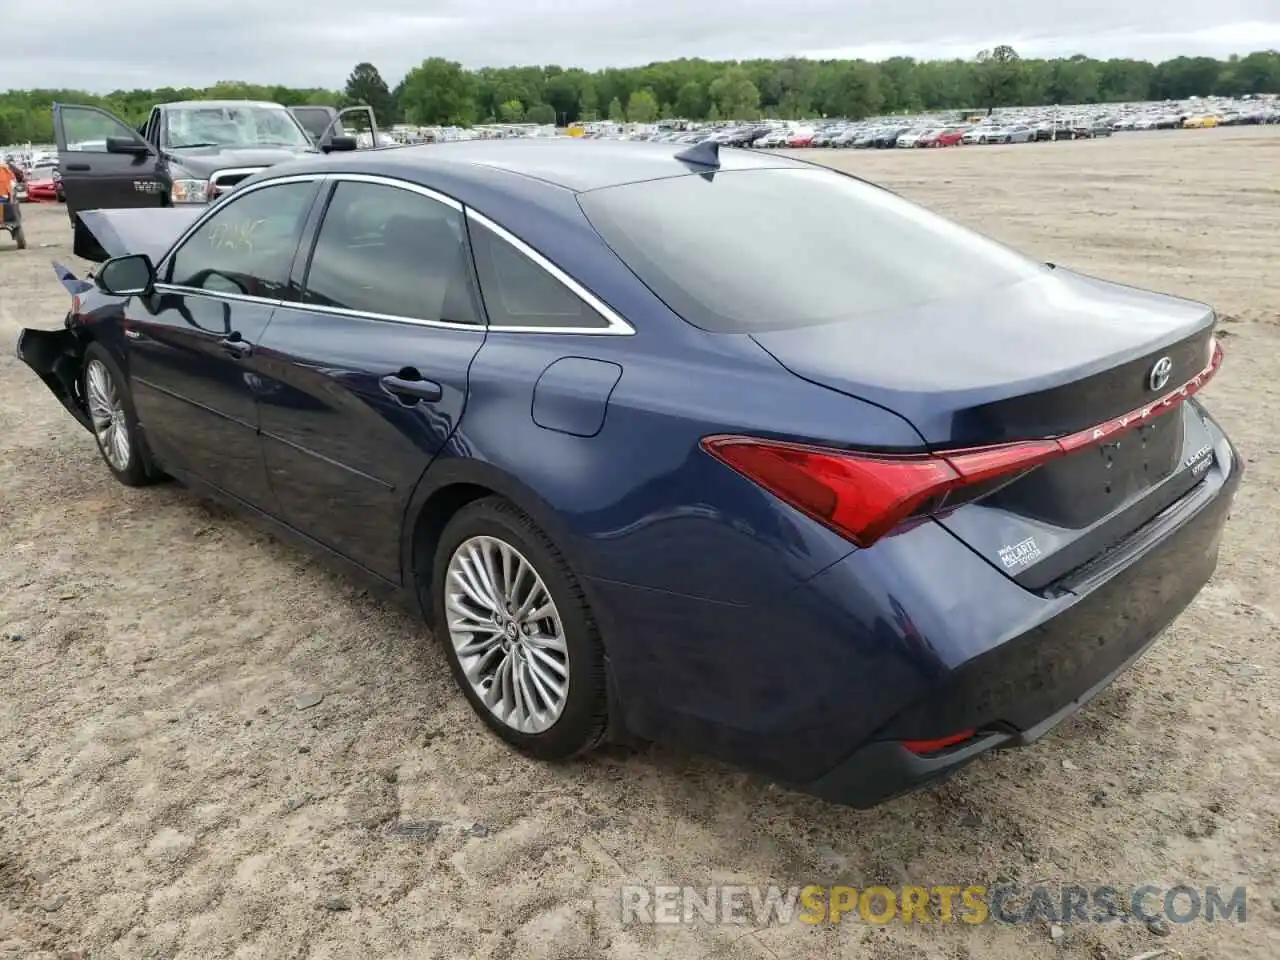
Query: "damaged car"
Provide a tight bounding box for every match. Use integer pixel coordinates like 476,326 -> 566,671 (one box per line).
15,139 -> 1241,807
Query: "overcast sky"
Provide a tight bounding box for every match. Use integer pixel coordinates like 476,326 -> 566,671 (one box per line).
8,0 -> 1280,92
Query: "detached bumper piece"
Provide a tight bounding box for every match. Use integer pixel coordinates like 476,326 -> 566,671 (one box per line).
15,327 -> 92,432
793,438 -> 1241,809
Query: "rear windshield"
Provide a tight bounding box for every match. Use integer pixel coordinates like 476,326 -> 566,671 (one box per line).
577,167 -> 1046,332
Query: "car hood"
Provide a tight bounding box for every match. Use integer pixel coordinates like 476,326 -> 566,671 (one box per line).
78,207 -> 205,262
164,146 -> 317,177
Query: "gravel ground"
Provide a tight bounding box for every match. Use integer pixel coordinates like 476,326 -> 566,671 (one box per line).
1,126 -> 1278,960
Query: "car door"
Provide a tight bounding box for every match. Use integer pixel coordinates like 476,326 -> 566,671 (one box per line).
254,176 -> 487,581
142,107 -> 162,147
52,103 -> 166,220
126,175 -> 325,509
289,105 -> 382,149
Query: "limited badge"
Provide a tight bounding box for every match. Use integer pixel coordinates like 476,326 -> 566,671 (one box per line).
1184,444 -> 1214,477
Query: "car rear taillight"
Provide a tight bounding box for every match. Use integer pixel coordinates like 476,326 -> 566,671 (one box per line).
703,340 -> 1224,548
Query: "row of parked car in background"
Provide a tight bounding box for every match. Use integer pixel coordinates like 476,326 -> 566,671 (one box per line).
610,93 -> 1279,150
3,92 -> 1274,223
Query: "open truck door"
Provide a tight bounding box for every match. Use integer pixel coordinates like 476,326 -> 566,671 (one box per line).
53,103 -> 166,230
287,105 -> 339,144
289,104 -> 381,150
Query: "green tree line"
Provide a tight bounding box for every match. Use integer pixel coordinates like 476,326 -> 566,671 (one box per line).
3,48 -> 1278,144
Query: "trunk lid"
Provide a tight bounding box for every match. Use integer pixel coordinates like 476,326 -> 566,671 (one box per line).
750,269 -> 1215,447
751,269 -> 1221,589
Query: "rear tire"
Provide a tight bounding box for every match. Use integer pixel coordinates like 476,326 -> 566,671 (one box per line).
81,342 -> 163,487
431,496 -> 608,761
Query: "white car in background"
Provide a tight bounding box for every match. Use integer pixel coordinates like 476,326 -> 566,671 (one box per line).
962,126 -> 998,144
993,124 -> 1036,144
754,129 -> 791,148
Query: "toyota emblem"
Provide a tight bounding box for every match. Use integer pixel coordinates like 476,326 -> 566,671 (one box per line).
1148,356 -> 1173,392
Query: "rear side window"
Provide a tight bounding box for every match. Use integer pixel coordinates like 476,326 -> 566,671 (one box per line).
468,219 -> 611,330
302,181 -> 480,325
577,168 -> 1047,332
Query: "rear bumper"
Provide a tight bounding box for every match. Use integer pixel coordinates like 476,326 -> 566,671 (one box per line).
798,615 -> 1172,807
796,426 -> 1242,808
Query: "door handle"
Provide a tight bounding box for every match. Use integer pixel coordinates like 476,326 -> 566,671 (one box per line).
218,335 -> 253,358
65,163 -> 90,172
380,374 -> 443,404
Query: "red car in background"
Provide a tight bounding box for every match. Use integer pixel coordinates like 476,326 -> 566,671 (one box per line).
25,170 -> 62,202
920,128 -> 966,147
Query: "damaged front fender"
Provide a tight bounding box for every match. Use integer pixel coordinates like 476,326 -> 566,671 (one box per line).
16,326 -> 93,433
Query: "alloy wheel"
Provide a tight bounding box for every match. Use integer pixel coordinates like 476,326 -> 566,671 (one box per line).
85,358 -> 131,472
444,535 -> 570,734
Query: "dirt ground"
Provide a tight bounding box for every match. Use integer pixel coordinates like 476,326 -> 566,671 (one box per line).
1,126 -> 1277,960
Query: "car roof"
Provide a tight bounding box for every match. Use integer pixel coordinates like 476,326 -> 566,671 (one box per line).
163,100 -> 287,110
293,138 -> 809,193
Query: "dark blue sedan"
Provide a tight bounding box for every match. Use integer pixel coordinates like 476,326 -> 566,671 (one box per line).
17,138 -> 1240,807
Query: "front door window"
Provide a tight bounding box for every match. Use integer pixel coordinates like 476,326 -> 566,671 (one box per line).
59,105 -> 144,153
164,181 -> 318,300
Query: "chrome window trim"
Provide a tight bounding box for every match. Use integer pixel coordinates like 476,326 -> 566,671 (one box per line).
153,170 -> 636,337
465,209 -> 635,336
208,166 -> 267,189
323,173 -> 464,211
271,299 -> 486,332
153,283 -> 282,308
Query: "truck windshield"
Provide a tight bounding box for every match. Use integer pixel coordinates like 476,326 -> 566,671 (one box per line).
165,105 -> 312,150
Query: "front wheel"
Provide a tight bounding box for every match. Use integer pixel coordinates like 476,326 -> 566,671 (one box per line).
432,497 -> 608,760
82,342 -> 162,487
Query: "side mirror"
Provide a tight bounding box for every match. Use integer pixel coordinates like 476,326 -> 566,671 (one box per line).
96,254 -> 155,296
321,135 -> 358,153
106,136 -> 151,157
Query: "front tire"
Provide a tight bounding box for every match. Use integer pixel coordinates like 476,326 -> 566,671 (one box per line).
432,497 -> 607,760
82,342 -> 161,487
